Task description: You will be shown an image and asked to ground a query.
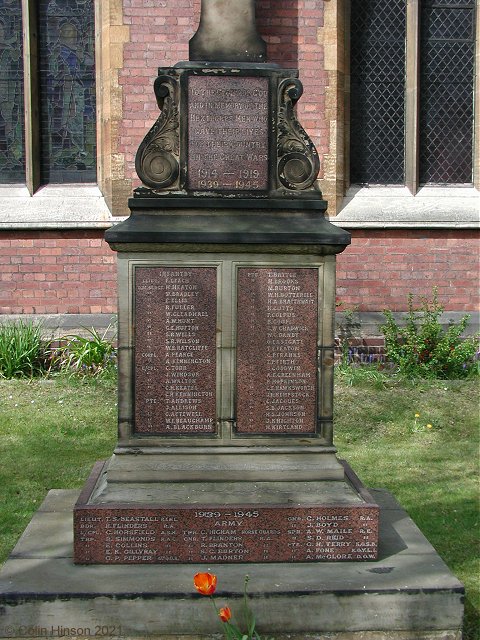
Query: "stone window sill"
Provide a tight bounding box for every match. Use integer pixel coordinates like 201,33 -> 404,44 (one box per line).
1,184 -> 477,231
0,184 -> 116,230
330,185 -> 479,229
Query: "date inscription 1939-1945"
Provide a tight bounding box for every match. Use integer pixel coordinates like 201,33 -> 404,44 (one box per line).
74,505 -> 378,564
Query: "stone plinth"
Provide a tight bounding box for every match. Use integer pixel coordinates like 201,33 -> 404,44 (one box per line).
0,489 -> 464,639
74,460 -> 378,564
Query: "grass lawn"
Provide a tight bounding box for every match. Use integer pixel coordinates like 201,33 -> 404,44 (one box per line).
0,373 -> 478,638
334,372 -> 479,640
0,377 -> 117,562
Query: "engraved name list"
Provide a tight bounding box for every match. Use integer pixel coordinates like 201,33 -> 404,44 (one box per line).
75,504 -> 378,564
134,267 -> 217,434
236,268 -> 318,434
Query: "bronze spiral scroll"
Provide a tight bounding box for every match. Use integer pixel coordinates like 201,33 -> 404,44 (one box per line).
277,78 -> 320,191
135,75 -> 180,190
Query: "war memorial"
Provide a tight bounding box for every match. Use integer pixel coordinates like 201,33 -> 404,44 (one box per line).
0,1 -> 464,637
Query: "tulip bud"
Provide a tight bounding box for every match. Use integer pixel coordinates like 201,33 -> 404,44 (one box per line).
219,606 -> 232,622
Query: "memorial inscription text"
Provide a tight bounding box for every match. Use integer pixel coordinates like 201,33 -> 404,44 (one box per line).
236,268 -> 318,434
188,76 -> 269,191
74,505 -> 379,564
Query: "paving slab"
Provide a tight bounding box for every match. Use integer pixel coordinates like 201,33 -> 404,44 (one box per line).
0,489 -> 463,639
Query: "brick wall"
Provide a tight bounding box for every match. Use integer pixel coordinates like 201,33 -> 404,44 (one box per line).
1,229 -> 477,316
0,232 -> 116,315
336,229 -> 479,312
119,0 -> 327,186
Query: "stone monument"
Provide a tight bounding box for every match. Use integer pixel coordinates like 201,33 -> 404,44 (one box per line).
73,0 -> 380,565
0,2 -> 465,637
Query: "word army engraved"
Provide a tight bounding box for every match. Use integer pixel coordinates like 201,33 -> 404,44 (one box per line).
74,504 -> 379,564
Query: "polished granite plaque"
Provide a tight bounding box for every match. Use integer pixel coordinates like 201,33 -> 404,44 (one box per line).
187,75 -> 269,191
236,268 -> 318,434
134,267 -> 217,435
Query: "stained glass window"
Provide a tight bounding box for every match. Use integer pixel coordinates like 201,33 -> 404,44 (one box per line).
419,0 -> 475,184
38,0 -> 96,183
349,0 -> 406,185
0,0 -> 25,183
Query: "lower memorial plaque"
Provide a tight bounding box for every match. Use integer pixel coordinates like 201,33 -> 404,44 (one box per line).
236,268 -> 318,434
74,462 -> 379,564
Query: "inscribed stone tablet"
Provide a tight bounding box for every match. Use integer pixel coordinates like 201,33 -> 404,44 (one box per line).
75,502 -> 379,564
236,268 -> 318,434
134,267 -> 217,435
188,75 -> 269,191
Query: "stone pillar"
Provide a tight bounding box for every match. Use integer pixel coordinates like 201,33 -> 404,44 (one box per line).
189,0 -> 266,62
73,0 -> 380,568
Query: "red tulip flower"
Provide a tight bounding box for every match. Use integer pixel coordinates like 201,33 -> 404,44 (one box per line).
219,606 -> 232,622
193,572 -> 217,596
194,574 -> 261,637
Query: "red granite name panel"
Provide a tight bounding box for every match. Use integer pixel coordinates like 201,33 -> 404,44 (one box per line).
134,267 -> 217,435
74,504 -> 378,564
236,268 -> 318,434
187,75 -> 269,191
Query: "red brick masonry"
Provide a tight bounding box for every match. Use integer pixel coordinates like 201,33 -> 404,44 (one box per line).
0,231 -> 116,315
337,229 -> 479,312
1,229 -> 477,316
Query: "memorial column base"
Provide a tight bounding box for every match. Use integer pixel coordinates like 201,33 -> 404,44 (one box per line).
70,209 -> 381,565
74,458 -> 379,564
0,488 -> 464,639
100,447 -> 347,482
73,212 -> 379,565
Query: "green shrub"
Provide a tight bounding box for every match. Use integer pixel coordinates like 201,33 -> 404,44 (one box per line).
0,320 -> 51,379
53,326 -> 117,378
380,289 -> 479,379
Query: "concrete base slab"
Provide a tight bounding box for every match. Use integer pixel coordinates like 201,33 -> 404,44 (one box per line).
0,489 -> 463,639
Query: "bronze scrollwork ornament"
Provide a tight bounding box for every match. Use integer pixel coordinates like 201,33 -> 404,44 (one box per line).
277,78 -> 320,191
135,75 -> 180,190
